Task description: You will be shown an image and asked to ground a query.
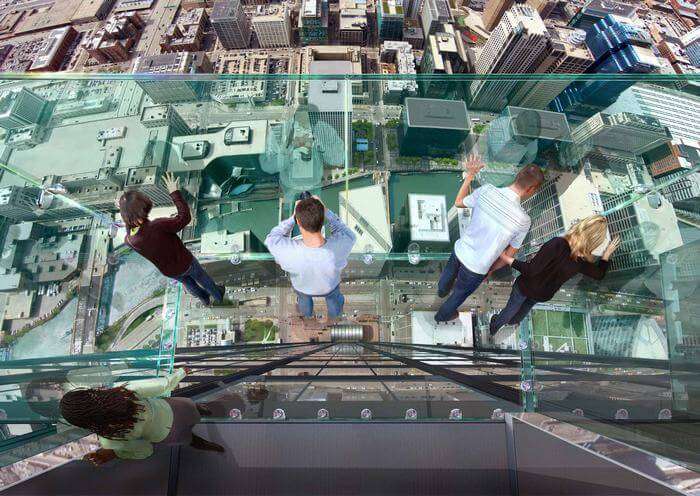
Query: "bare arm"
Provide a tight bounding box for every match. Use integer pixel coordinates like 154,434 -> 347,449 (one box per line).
487,246 -> 518,276
454,153 -> 485,208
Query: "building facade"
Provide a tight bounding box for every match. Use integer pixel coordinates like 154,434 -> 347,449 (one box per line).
212,0 -> 251,49
470,4 -> 549,111
378,0 -> 405,41
252,4 -> 292,48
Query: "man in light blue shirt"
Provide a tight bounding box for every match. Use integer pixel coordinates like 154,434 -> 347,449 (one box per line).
265,196 -> 357,320
435,154 -> 544,322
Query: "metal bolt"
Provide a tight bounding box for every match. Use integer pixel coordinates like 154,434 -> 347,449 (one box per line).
449,408 -> 463,420
360,408 -> 372,420
520,380 -> 533,392
658,408 -> 672,420
572,408 -> 584,417
272,408 -> 286,420
229,254 -> 241,265
614,408 -> 629,420
518,340 -> 528,351
491,408 -> 504,420
407,242 -> 421,265
317,408 -> 329,420
228,408 -> 242,420
405,408 -> 418,420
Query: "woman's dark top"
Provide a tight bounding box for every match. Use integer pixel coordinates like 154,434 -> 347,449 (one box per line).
125,191 -> 193,278
512,237 -> 609,302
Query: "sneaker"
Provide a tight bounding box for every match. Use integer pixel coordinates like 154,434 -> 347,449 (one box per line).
489,315 -> 499,336
215,285 -> 226,302
435,312 -> 459,323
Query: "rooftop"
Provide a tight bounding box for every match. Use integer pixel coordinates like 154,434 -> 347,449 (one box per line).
404,97 -> 470,130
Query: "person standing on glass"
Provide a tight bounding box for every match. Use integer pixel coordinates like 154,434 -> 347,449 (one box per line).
60,368 -> 224,465
119,172 -> 224,306
435,154 -> 544,322
489,215 -> 620,335
265,195 -> 356,322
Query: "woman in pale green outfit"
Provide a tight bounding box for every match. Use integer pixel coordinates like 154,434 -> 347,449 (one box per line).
60,368 -> 224,466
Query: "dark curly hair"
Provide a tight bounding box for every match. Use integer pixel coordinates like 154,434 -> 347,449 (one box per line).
59,386 -> 144,439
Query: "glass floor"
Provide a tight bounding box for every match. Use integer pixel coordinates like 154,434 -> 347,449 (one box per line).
0,73 -> 696,473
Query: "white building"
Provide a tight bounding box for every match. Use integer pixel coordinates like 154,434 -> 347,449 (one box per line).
470,4 -> 549,111
380,41 -> 418,102
338,184 -> 393,253
410,311 -> 473,346
251,4 -> 291,48
201,230 -> 248,255
408,194 -> 450,242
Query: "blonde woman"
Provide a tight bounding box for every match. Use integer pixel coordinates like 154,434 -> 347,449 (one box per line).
489,215 -> 620,336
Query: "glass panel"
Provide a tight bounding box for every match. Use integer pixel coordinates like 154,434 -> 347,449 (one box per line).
0,73 -> 695,472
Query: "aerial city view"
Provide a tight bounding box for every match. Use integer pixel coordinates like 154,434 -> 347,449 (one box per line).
0,0 -> 697,493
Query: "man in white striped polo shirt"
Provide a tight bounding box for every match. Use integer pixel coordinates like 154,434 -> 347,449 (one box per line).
435,155 -> 544,322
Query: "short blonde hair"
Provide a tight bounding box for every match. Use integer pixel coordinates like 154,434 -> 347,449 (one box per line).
563,215 -> 608,262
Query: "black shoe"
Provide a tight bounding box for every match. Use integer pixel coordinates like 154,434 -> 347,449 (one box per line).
215,285 -> 226,302
435,312 -> 459,323
489,315 -> 499,336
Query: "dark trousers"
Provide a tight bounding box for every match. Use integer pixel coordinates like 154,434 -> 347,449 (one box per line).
492,284 -> 537,332
435,252 -> 485,322
295,285 -> 345,319
174,258 -> 222,305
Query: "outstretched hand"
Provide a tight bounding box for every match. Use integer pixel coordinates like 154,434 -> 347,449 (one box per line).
463,153 -> 485,177
602,236 -> 621,260
162,172 -> 179,194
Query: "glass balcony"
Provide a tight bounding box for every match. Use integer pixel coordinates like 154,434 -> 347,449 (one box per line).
0,73 -> 697,480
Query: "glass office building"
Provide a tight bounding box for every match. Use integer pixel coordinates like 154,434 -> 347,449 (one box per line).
0,72 -> 698,495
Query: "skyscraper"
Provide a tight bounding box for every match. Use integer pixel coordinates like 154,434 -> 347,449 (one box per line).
308,61 -> 353,167
605,84 -> 700,143
570,112 -> 672,157
552,15 -> 660,117
251,4 -> 291,48
420,0 -> 452,36
378,0 -> 405,41
482,0 -> 514,31
567,0 -> 638,34
212,0 -> 251,49
470,4 -> 549,112
591,315 -> 668,360
133,52 -> 212,103
598,177 -> 683,273
508,26 -> 593,110
0,88 -> 47,130
420,23 -> 469,98
299,0 -> 328,45
0,187 -> 41,222
680,26 -> 700,67
520,169 -> 604,257
398,98 -> 470,157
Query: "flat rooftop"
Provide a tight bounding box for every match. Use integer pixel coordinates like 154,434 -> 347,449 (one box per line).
5,115 -> 170,181
168,120 -> 269,173
404,98 -> 469,130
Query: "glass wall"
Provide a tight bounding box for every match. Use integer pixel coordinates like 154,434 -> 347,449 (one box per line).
0,73 -> 696,469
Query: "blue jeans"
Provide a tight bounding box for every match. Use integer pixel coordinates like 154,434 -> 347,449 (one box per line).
492,284 -> 537,332
435,252 -> 485,322
174,258 -> 222,305
296,285 -> 345,319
